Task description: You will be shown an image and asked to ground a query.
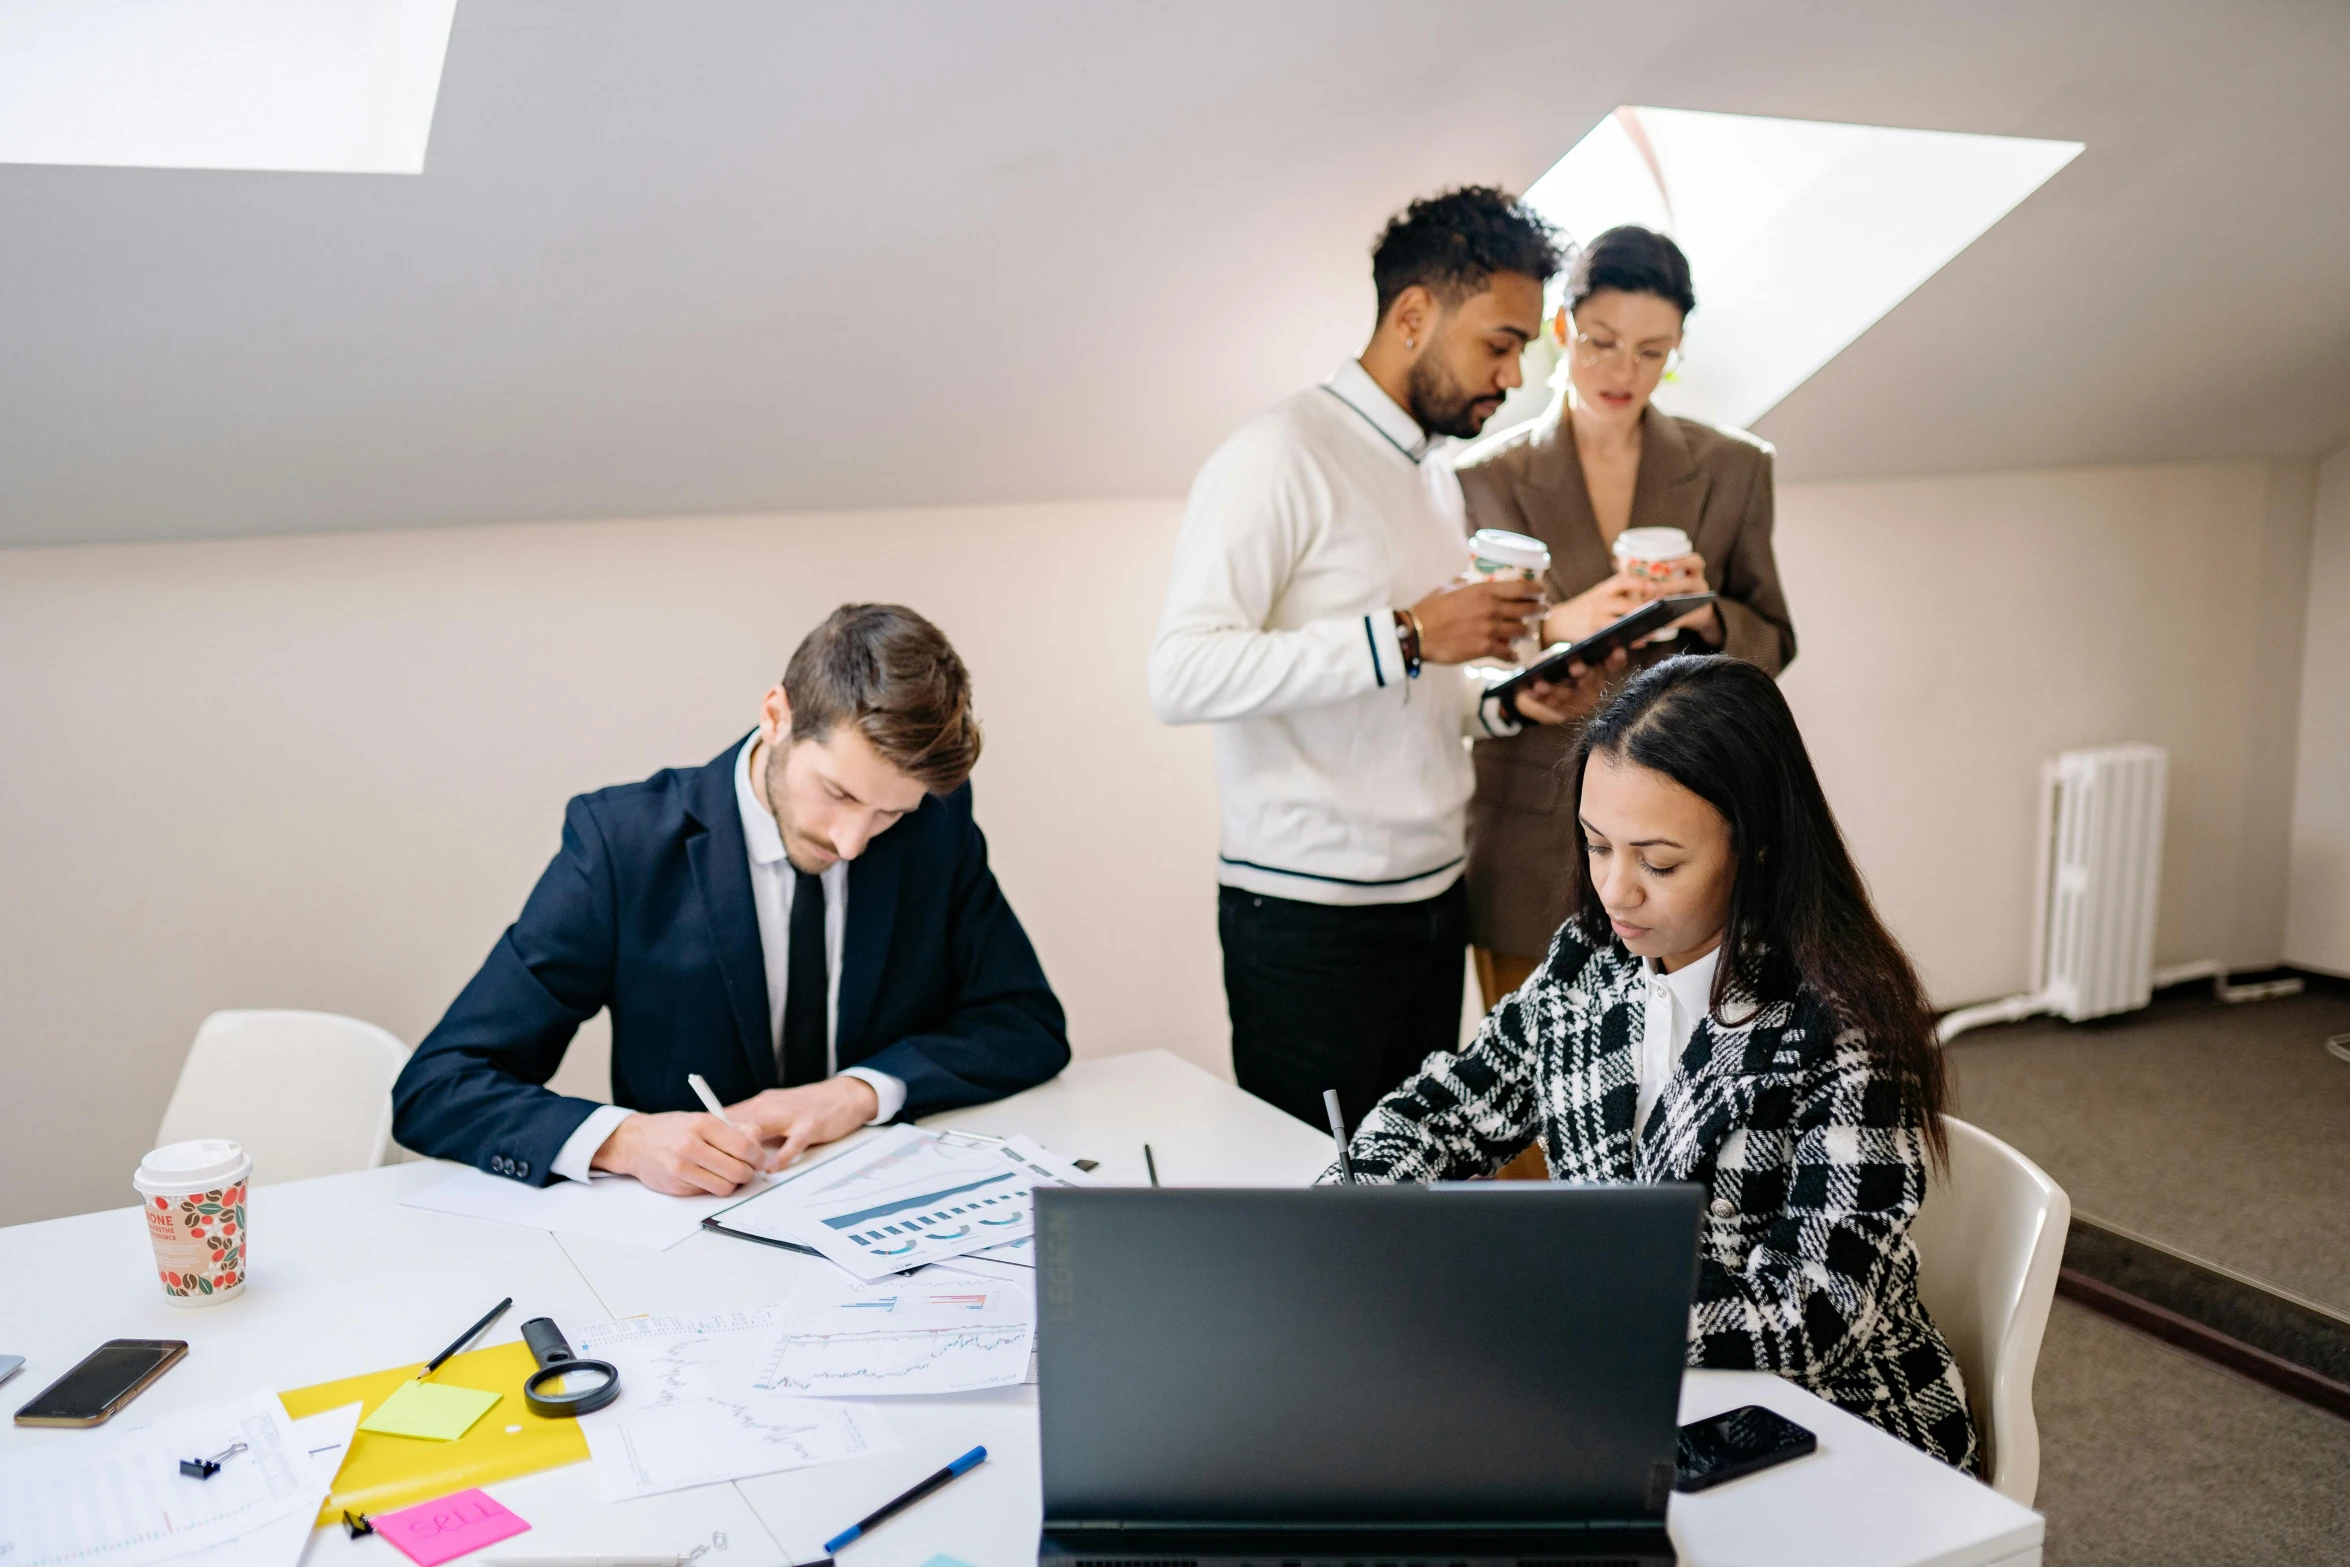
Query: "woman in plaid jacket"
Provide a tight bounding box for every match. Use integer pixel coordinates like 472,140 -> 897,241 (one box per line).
1337,655 -> 1979,1472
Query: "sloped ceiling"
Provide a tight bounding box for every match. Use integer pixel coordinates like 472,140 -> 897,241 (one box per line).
3,0 -> 2346,547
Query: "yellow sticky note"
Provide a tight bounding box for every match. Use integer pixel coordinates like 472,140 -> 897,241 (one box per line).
359,1379 -> 502,1441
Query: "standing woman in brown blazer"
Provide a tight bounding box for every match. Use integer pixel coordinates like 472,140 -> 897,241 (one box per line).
1454,226 -> 1796,1008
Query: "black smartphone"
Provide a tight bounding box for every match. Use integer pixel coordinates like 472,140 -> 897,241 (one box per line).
1490,592 -> 1717,711
1674,1403 -> 1817,1492
13,1339 -> 188,1428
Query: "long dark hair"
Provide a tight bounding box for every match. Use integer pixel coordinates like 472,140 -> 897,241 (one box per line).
1566,656 -> 1949,1162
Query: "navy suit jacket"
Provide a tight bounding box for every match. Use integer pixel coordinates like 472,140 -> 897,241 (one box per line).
391,738 -> 1070,1184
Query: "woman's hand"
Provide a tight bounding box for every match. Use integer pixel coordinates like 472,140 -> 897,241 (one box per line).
1542,574 -> 1647,645
1639,553 -> 1722,645
1511,647 -> 1627,725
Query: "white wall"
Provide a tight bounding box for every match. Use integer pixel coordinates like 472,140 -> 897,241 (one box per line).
1778,459 -> 2315,1006
2286,441 -> 2350,975
0,457 -> 2318,1224
0,503 -> 1223,1226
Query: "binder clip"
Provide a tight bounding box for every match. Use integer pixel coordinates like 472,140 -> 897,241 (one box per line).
178,1441 -> 247,1479
342,1510 -> 376,1538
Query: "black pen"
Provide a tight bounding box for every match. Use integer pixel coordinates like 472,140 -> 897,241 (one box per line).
823,1445 -> 988,1553
1143,1144 -> 1160,1187
420,1297 -> 513,1380
1322,1090 -> 1354,1184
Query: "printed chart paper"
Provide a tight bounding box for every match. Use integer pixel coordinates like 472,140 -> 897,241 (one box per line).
572,1305 -> 896,1501
0,1388 -> 320,1567
710,1126 -> 1091,1280
754,1266 -> 1034,1397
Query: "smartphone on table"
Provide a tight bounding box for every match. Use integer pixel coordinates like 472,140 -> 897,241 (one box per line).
1674,1403 -> 1817,1492
13,1339 -> 188,1427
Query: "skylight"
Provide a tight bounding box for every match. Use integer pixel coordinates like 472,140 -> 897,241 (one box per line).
1505,107 -> 2082,433
0,0 -> 456,174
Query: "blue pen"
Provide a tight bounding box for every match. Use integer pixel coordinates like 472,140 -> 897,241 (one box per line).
823,1445 -> 988,1554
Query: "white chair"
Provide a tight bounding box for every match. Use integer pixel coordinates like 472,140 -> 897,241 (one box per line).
1910,1113 -> 2071,1506
154,1010 -> 412,1183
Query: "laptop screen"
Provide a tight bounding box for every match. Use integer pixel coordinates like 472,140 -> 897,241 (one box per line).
1036,1184 -> 1701,1525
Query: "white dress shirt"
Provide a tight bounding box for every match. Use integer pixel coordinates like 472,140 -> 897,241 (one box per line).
548,737 -> 906,1182
1636,944 -> 1722,1138
1147,360 -> 1521,906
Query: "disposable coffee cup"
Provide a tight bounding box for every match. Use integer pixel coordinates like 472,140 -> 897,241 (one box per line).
1466,528 -> 1551,583
1465,529 -> 1552,663
1612,526 -> 1693,583
134,1140 -> 251,1306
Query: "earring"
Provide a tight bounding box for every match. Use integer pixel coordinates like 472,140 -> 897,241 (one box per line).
1404,337 -> 1415,348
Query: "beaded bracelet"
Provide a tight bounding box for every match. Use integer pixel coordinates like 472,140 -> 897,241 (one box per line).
1393,608 -> 1424,679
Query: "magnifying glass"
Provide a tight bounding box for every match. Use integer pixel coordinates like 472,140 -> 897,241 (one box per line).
519,1317 -> 620,1417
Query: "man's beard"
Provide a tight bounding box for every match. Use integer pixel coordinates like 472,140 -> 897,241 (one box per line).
763,745 -> 839,872
1404,349 -> 1498,439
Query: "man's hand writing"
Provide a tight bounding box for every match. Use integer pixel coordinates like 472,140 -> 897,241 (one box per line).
730,1077 -> 881,1173
590,1110 -> 767,1196
1409,578 -> 1546,664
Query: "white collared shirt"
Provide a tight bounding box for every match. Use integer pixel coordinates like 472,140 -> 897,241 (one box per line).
548,737 -> 906,1183
1636,944 -> 1722,1138
1147,360 -> 1520,906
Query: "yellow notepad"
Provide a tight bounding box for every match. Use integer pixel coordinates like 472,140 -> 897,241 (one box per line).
281,1339 -> 589,1527
359,1379 -> 502,1441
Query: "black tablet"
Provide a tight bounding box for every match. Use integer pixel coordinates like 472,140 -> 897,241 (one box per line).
1490,593 -> 1717,710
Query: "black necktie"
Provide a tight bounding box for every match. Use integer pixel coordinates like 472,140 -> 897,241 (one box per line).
780,869 -> 829,1088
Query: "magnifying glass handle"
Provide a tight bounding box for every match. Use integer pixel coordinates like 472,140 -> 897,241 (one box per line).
521,1317 -> 577,1369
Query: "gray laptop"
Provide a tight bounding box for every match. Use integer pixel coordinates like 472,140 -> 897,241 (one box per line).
1035,1183 -> 1703,1567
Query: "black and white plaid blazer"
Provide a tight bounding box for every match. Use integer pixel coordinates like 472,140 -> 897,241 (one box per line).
1334,921 -> 1980,1473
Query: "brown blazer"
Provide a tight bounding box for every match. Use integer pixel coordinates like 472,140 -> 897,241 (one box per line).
1453,405 -> 1796,957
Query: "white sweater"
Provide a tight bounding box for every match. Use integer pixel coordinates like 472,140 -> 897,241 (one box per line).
1148,361 -> 1517,906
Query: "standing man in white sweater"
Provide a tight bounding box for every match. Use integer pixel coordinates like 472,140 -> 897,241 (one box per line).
1148,187 -> 1593,1130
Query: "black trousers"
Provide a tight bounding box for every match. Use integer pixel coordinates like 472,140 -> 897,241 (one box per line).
1219,880 -> 1469,1133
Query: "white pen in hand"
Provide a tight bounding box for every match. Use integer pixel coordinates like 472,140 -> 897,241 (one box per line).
685,1073 -> 737,1128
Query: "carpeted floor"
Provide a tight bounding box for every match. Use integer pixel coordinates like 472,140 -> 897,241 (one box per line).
2033,1296 -> 2350,1564
1944,985 -> 2350,1312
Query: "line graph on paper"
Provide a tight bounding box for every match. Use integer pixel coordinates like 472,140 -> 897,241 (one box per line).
754,1321 -> 1033,1396
603,1395 -> 888,1498
752,1265 -> 1035,1396
571,1305 -> 899,1502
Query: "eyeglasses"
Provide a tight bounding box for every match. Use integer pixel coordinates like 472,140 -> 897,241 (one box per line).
1569,331 -> 1681,377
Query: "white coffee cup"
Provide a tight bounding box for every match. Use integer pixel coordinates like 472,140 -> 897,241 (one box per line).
1465,529 -> 1552,663
134,1139 -> 252,1306
1612,526 -> 1693,583
1466,528 -> 1551,583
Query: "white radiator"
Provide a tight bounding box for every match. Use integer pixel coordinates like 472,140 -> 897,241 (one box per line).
2029,744 -> 2167,1022
1938,743 -> 2301,1043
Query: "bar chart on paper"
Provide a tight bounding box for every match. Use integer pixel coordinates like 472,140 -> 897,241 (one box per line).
709,1126 -> 1093,1280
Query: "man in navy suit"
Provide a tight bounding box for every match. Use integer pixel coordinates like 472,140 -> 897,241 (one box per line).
391,603 -> 1070,1194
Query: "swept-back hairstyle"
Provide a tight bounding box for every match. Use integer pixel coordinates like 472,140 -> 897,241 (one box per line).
782,603 -> 981,794
1566,656 -> 1948,1162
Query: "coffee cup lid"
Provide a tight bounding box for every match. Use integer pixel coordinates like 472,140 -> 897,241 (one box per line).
1613,526 -> 1692,560
137,1139 -> 249,1189
1470,529 -> 1550,570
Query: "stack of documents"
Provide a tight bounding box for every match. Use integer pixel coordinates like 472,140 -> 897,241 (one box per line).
0,1390 -> 360,1567
705,1125 -> 1091,1279
570,1262 -> 1034,1502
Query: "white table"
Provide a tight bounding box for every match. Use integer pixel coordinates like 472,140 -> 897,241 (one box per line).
1,1050 -> 2042,1567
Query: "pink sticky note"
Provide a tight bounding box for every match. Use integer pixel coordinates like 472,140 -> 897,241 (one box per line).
370,1487 -> 530,1567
